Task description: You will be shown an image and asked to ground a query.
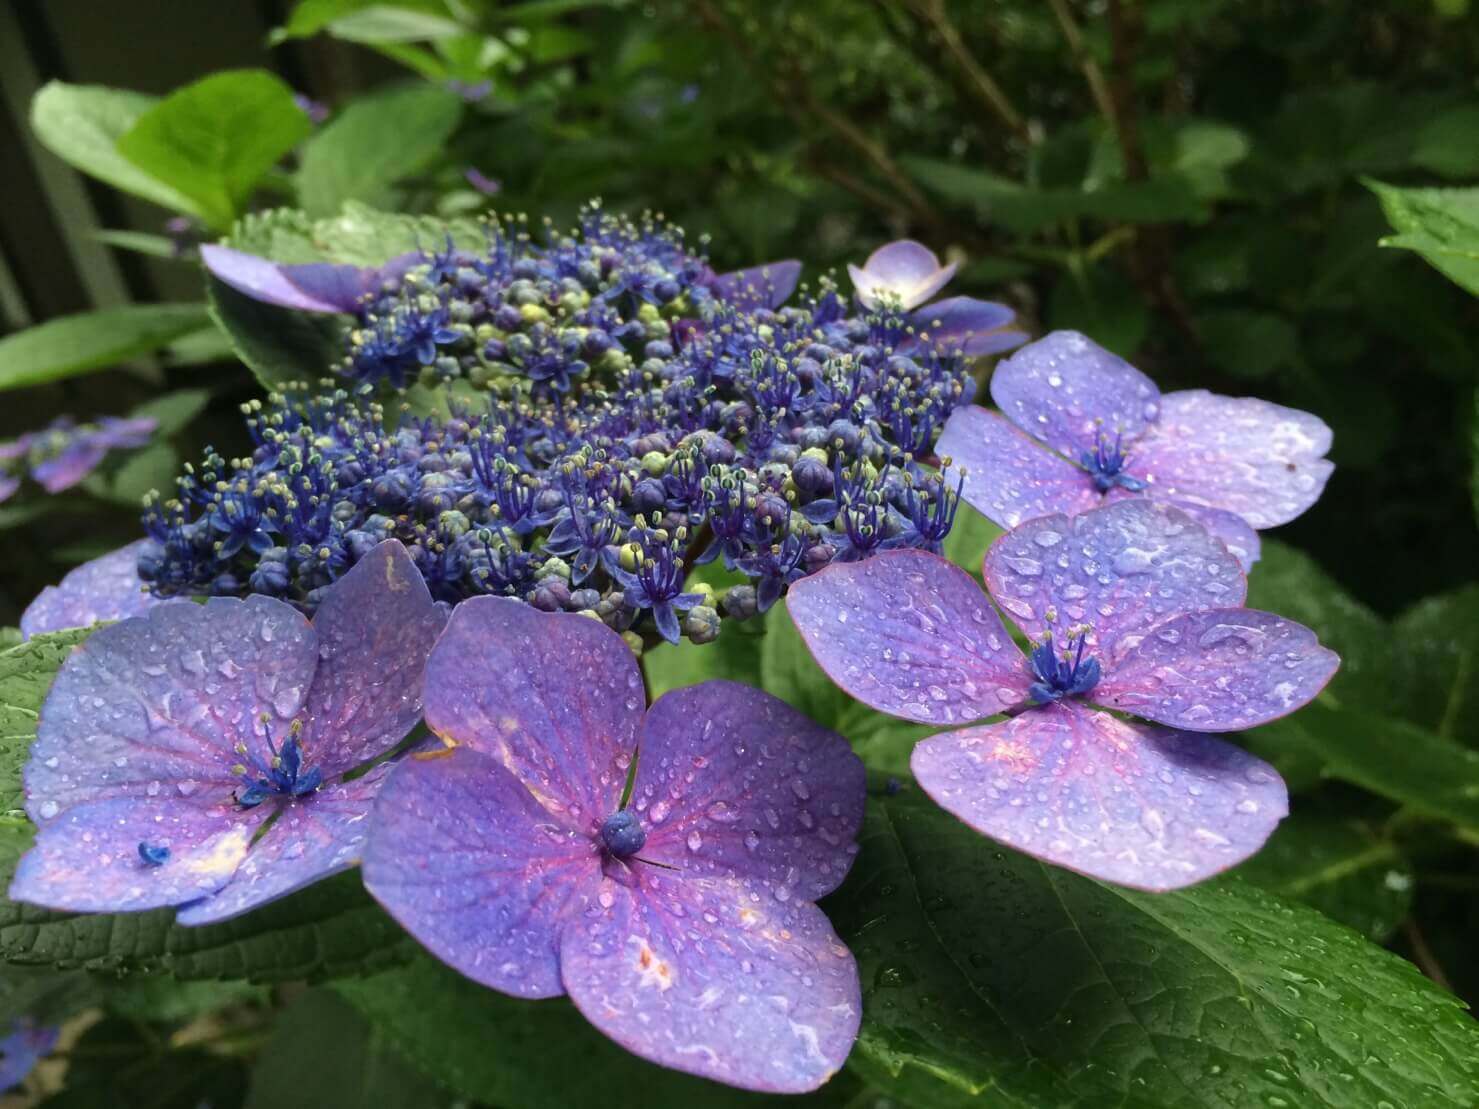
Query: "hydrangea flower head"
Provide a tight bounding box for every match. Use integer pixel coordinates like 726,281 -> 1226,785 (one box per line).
20,540 -> 163,640
0,416 -> 156,502
361,597 -> 865,1092
936,330 -> 1335,568
9,541 -> 446,924
789,498 -> 1340,890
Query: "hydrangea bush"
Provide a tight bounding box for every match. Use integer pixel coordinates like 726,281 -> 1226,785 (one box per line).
2,6 -> 1478,1105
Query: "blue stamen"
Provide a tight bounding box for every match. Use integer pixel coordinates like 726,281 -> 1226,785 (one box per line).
235,719 -> 321,808
1027,633 -> 1102,704
1080,429 -> 1147,494
138,842 -> 170,867
599,810 -> 646,858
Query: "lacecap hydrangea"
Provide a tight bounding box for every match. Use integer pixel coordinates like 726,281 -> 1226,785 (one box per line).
146,212 -> 1024,644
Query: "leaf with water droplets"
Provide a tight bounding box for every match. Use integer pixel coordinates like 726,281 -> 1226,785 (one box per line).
0,628 -> 92,818
826,785 -> 1479,1107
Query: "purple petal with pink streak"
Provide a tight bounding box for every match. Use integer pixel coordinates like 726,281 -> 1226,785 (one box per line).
362,745 -> 600,998
299,541 -> 446,776
903,296 -> 1026,357
991,330 -> 1161,459
8,797 -> 265,913
936,405 -> 1100,529
25,594 -> 317,819
421,597 -> 643,831
910,702 -> 1288,890
788,549 -> 1031,726
1126,389 -> 1334,529
201,244 -> 418,314
709,260 -> 802,310
20,541 -> 162,640
983,499 -> 1245,665
176,761 -> 398,925
1096,608 -> 1339,732
632,681 -> 863,899
559,869 -> 860,1093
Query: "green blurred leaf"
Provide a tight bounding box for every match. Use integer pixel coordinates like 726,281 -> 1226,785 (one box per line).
117,70 -> 310,230
0,304 -> 210,392
1391,584 -> 1479,745
298,84 -> 462,217
91,230 -> 182,258
0,629 -> 92,818
274,0 -> 455,41
43,1016 -> 248,1109
1047,266 -> 1148,356
29,82 -> 196,216
128,388 -> 211,436
106,976 -> 266,1024
1194,308 -> 1300,379
828,786 -> 1479,1107
941,502 -> 1003,583
1413,105 -> 1479,179
1369,178 -> 1479,295
206,277 -> 345,391
1234,812 -> 1413,941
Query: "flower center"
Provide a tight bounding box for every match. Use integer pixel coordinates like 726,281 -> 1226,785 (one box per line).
234,718 -> 323,808
599,809 -> 646,858
1028,633 -> 1102,703
1080,430 -> 1147,494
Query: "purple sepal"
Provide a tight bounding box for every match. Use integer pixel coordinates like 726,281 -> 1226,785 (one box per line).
421,596 -> 644,828
709,260 -> 802,310
1096,608 -> 1339,732
983,500 -> 1245,665
560,870 -> 860,1093
30,441 -> 107,493
632,681 -> 863,899
8,798 -> 265,913
363,745 -> 600,998
902,296 -> 1026,357
848,240 -> 956,311
911,702 -> 1288,890
201,244 -> 419,315
991,330 -> 1161,459
20,540 -> 163,640
936,406 -> 1099,529
1127,389 -> 1335,529
788,549 -> 1030,725
1156,497 -> 1262,571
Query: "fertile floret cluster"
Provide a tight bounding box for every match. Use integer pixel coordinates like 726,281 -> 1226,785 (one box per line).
140,211 -> 1019,645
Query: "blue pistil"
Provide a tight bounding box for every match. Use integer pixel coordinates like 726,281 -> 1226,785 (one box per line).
599,810 -> 646,858
234,718 -> 322,808
1027,633 -> 1102,704
1080,430 -> 1147,494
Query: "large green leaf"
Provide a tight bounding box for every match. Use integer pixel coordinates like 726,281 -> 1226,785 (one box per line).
1233,812 -> 1413,941
1390,584 -> 1479,744
206,276 -> 346,392
0,629 -> 91,818
298,84 -> 462,216
29,83 -> 197,216
828,786 -> 1479,1107
116,71 -> 310,230
274,0 -> 464,43
1369,178 -> 1479,295
0,304 -> 211,392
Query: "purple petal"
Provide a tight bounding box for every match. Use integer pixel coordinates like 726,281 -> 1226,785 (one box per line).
710,260 -> 802,310
849,240 -> 955,311
902,296 -> 1026,357
176,763 -> 396,925
788,549 -> 1031,726
26,594 -> 317,819
30,440 -> 107,492
1157,497 -> 1261,571
300,542 -> 446,775
559,870 -> 860,1093
362,745 -> 599,998
991,330 -> 1161,459
1126,389 -> 1334,529
936,406 -> 1100,529
632,681 -> 863,900
92,416 -> 157,449
202,245 -> 418,315
1096,609 -> 1339,732
421,597 -> 644,831
0,473 -> 18,503
8,797 -> 264,913
983,499 -> 1246,664
0,1021 -> 60,1093
20,540 -> 162,640
910,702 -> 1288,890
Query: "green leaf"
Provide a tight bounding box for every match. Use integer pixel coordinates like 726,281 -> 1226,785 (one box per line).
1234,812 -> 1413,941
941,502 -> 1002,583
44,1016 -> 249,1109
643,623 -> 765,700
246,989 -> 432,1109
828,786 -> 1479,1108
337,950 -> 801,1108
0,304 -> 211,392
298,84 -> 463,217
90,442 -> 180,506
206,277 -> 346,392
128,388 -> 212,436
106,976 -> 267,1024
1413,105 -> 1479,179
1369,178 -> 1479,295
1194,309 -> 1300,379
116,71 -> 310,231
1391,584 -> 1479,745
92,230 -> 184,258
1048,265 -> 1149,356
0,629 -> 92,818
29,83 -> 196,216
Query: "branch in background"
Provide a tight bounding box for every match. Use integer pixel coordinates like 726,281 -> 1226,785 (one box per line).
898,0 -> 1033,144
1045,0 -> 1117,126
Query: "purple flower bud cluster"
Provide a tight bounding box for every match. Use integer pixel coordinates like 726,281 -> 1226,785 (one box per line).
0,415 -> 156,503
141,221 -> 1025,645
